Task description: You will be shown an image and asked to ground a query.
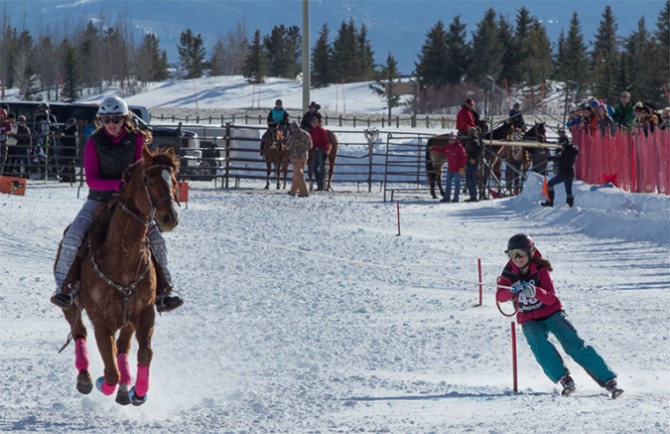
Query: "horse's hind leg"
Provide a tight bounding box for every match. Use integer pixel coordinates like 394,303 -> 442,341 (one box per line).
63,308 -> 92,394
326,155 -> 336,191
129,308 -> 155,406
114,325 -> 135,405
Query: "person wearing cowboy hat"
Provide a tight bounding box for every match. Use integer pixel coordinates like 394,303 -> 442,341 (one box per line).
300,101 -> 322,131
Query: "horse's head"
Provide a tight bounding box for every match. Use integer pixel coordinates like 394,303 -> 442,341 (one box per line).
524,122 -> 547,142
123,146 -> 180,232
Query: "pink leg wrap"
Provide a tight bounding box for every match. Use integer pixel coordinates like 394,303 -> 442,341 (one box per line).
134,364 -> 150,397
117,353 -> 132,386
74,338 -> 89,372
100,379 -> 116,396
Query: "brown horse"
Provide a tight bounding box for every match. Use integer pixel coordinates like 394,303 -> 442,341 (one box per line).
57,146 -> 180,406
425,134 -> 453,199
261,127 -> 289,189
307,129 -> 338,191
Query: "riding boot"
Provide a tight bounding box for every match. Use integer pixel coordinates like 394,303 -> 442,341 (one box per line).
541,189 -> 555,207
51,255 -> 82,309
566,195 -> 574,207
153,252 -> 183,313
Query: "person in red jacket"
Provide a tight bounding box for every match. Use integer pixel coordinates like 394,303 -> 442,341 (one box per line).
496,234 -> 623,399
456,98 -> 477,138
308,117 -> 330,191
437,133 -> 466,203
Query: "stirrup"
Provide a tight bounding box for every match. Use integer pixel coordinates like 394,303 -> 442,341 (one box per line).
156,292 -> 184,313
51,292 -> 74,309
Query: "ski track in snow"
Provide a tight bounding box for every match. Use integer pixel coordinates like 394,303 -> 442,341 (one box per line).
0,175 -> 668,433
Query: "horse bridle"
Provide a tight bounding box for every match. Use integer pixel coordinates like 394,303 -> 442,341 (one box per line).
119,164 -> 179,227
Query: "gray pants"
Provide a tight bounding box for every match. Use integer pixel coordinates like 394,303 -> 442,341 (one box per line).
54,199 -> 172,292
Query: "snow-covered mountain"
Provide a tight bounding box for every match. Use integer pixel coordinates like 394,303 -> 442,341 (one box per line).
6,0 -> 667,74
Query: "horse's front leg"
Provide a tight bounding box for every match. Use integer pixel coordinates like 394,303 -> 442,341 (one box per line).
129,307 -> 155,406
63,308 -> 93,394
326,155 -> 336,190
264,161 -> 271,189
93,325 -> 119,396
113,325 -> 135,405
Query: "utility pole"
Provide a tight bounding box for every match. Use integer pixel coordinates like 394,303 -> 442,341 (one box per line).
302,0 -> 310,115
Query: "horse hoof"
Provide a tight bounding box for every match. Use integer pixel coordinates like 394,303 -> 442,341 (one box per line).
128,387 -> 148,406
76,370 -> 93,395
95,377 -> 116,396
116,384 -> 131,406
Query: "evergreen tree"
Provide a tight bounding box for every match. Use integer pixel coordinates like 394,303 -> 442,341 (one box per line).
78,21 -> 103,91
356,24 -> 376,81
331,18 -> 357,82
655,0 -> 670,99
12,30 -> 37,99
468,9 -> 504,87
497,15 -> 516,86
625,18 -> 663,106
444,16 -> 470,84
554,13 -> 589,100
311,24 -> 332,88
210,39 -> 226,76
524,21 -> 553,88
138,33 -> 169,83
414,20 -> 449,87
61,40 -> 79,102
263,25 -> 302,79
509,7 -> 534,85
177,29 -> 206,79
590,6 -> 619,102
369,53 -> 402,111
243,30 -> 267,83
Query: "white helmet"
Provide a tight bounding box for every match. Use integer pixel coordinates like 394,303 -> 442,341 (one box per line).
98,96 -> 129,116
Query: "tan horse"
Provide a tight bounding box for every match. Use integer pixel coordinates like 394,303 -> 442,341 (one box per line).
261,126 -> 289,189
57,146 -> 180,406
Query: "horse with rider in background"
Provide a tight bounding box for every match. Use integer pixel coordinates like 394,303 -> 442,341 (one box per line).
260,123 -> 290,189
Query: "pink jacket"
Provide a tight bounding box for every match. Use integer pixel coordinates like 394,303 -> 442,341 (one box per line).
496,260 -> 563,324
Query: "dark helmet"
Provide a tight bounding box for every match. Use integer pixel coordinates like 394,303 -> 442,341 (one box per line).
506,233 -> 535,255
38,102 -> 49,111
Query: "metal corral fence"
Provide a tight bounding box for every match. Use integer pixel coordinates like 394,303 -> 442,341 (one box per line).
2,123 -> 559,202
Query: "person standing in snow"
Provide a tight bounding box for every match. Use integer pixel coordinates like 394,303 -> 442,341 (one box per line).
285,121 -> 312,197
51,96 -> 183,313
300,101 -> 322,131
542,130 -> 579,208
308,116 -> 329,191
496,234 -> 623,399
438,133 -> 467,203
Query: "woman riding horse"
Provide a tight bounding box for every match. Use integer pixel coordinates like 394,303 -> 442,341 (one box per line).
51,96 -> 182,313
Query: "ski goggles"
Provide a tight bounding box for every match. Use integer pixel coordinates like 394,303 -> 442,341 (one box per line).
100,116 -> 123,124
506,248 -> 529,259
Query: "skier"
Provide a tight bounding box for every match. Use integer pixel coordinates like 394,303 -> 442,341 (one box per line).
496,234 -> 624,399
51,96 -> 183,313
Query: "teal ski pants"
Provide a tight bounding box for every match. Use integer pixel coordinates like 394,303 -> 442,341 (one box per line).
521,311 -> 617,386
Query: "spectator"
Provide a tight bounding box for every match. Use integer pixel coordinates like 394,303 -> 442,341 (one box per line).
285,121 -> 312,197
542,130 -> 579,208
596,104 -> 615,137
6,115 -> 31,177
308,116 -> 329,191
659,108 -> 670,130
438,133 -> 467,203
51,96 -> 183,314
300,101 -> 322,131
456,98 -> 478,138
496,234 -> 623,399
508,102 -> 526,132
634,102 -> 659,136
33,102 -> 59,178
611,91 -> 635,131
565,107 -> 580,131
0,108 -> 12,175
267,99 -> 289,129
59,118 -> 79,183
579,105 -> 597,136
463,127 -> 482,202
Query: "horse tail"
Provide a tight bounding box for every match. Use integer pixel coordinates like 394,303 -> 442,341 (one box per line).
425,147 -> 435,183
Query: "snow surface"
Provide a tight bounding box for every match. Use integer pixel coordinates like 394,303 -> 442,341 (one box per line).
1,78 -> 669,433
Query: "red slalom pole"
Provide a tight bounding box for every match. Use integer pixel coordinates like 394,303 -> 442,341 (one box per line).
477,258 -> 483,306
396,200 -> 401,236
511,322 -> 518,393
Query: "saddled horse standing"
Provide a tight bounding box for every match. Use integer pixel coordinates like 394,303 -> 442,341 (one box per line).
425,133 -> 453,199
57,146 -> 180,406
260,124 -> 289,189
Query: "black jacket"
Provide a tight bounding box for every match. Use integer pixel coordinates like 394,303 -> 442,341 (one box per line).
550,143 -> 579,177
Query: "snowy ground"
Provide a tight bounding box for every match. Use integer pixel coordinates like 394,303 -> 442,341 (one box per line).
0,171 -> 668,433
